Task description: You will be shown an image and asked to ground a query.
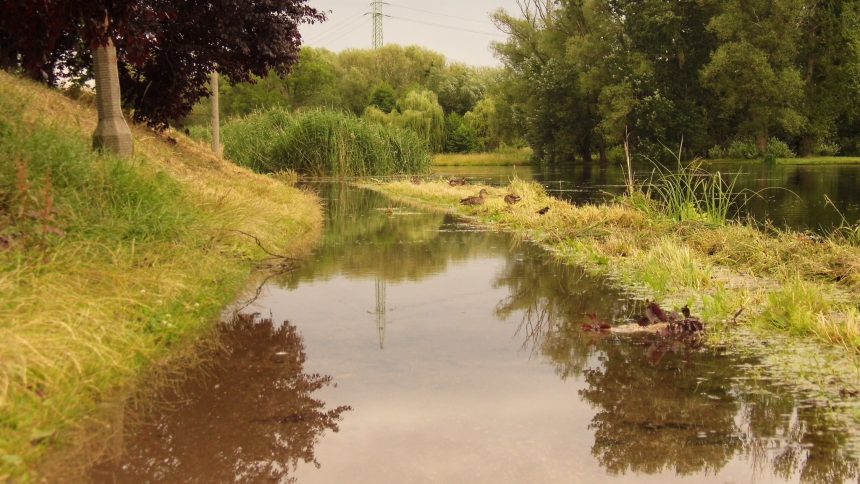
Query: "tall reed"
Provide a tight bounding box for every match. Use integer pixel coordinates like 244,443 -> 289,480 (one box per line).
223,108 -> 431,177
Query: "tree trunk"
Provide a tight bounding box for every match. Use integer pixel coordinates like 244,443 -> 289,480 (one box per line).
211,70 -> 221,158
755,131 -> 768,154
91,39 -> 133,157
799,135 -> 813,157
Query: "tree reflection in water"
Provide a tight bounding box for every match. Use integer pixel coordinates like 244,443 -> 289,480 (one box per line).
91,315 -> 350,483
494,248 -> 859,483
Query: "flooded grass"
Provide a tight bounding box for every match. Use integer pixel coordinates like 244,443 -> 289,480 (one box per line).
362,179 -> 860,366
0,72 -> 323,480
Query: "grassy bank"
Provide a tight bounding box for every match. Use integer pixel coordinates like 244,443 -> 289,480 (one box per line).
363,180 -> 860,354
223,108 -> 431,176
707,156 -> 860,165
432,148 -> 533,166
0,72 -> 322,479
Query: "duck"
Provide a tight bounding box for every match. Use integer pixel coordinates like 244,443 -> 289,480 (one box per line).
644,299 -> 668,324
504,194 -> 522,205
448,177 -> 467,186
536,206 -> 550,215
460,188 -> 489,205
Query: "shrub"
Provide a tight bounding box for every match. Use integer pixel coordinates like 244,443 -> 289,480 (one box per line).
764,137 -> 795,159
725,137 -> 759,159
814,139 -> 841,156
606,145 -> 626,164
707,145 -> 727,159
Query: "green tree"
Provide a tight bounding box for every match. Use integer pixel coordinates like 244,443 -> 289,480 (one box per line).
701,0 -> 807,152
369,83 -> 397,113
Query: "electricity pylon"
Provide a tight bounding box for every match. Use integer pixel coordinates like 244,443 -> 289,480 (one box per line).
368,1 -> 388,49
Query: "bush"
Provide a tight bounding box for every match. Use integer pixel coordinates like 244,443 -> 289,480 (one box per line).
223,108 -> 431,176
764,137 -> 795,159
606,145 -> 626,164
814,139 -> 840,156
725,137 -> 759,159
707,145 -> 727,159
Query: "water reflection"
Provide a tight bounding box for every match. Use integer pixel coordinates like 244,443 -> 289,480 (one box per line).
435,161 -> 860,230
90,315 -> 350,483
502,249 -> 859,482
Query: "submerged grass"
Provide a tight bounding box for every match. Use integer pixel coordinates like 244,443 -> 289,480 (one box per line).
363,178 -> 860,355
432,148 -> 534,166
223,108 -> 431,177
0,72 -> 323,479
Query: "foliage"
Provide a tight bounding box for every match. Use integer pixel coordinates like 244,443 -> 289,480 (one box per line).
814,139 -> 841,156
764,138 -> 796,159
491,0 -> 860,161
0,0 -> 324,129
725,137 -> 761,159
369,83 -> 397,113
444,113 -> 479,153
363,90 -> 446,153
223,108 -> 431,176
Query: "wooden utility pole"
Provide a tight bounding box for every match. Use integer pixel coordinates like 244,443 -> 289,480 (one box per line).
211,69 -> 221,157
91,38 -> 133,156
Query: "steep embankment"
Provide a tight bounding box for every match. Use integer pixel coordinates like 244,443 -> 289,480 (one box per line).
0,72 -> 322,479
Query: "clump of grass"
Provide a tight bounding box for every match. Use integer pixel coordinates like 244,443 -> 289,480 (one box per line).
635,239 -> 713,294
648,154 -> 744,226
826,195 -> 860,246
223,108 -> 431,177
761,278 -> 831,335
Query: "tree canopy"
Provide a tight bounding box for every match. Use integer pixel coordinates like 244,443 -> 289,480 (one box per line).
491,0 -> 860,161
0,0 -> 324,129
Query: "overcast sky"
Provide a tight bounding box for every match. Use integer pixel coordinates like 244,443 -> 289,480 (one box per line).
299,0 -> 522,67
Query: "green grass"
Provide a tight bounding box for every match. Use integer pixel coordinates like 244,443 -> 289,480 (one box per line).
646,159 -> 743,226
432,147 -> 533,166
0,72 -> 323,479
707,156 -> 860,165
223,108 -> 432,177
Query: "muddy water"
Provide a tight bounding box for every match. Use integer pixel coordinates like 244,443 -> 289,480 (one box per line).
92,186 -> 859,483
435,161 -> 860,231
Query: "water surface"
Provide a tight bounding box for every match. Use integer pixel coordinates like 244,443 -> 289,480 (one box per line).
92,186 -> 859,483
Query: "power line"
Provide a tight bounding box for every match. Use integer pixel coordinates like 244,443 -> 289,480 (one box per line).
388,15 -> 506,38
306,11 -> 367,44
386,3 -> 491,26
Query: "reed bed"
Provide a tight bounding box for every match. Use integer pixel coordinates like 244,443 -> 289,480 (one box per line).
223,108 -> 431,177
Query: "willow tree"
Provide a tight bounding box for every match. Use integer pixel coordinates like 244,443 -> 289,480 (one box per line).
364,89 -> 445,152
